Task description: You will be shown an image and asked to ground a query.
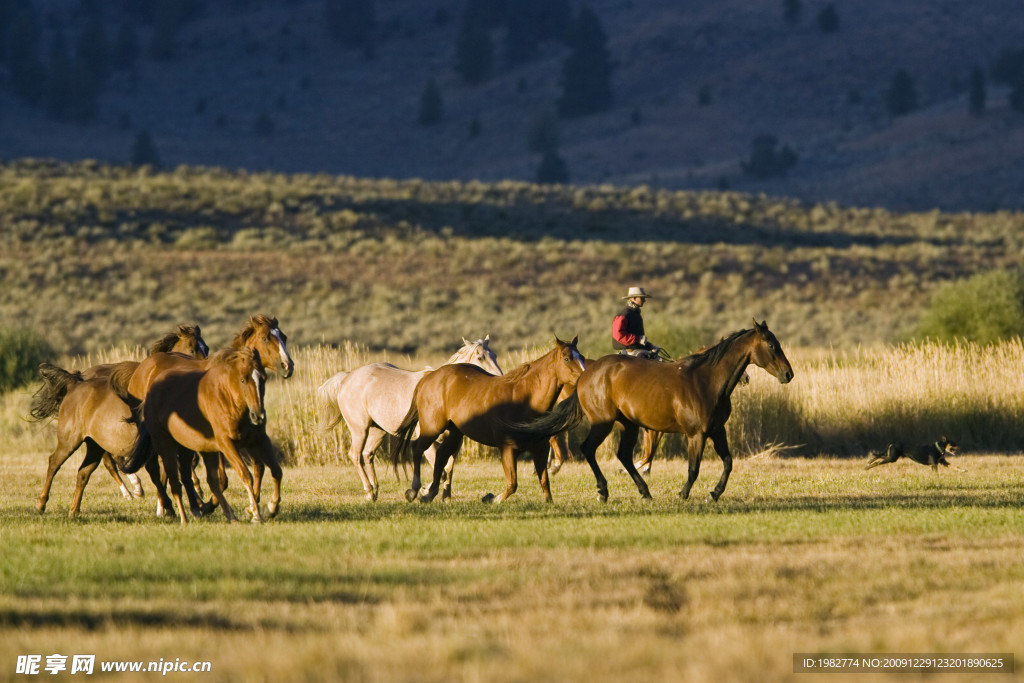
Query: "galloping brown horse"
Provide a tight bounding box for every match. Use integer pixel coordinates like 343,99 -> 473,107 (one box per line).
121,348 -> 269,524
111,315 -> 293,516
31,324 -> 208,516
507,322 -> 793,502
393,336 -> 586,504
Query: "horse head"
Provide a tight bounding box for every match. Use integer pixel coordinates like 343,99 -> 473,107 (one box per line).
553,335 -> 586,385
153,324 -> 209,358
236,315 -> 295,379
749,320 -> 794,384
231,347 -> 267,426
455,335 -> 504,376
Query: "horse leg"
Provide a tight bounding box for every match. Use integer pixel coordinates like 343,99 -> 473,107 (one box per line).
531,444 -> 553,503
69,441 -> 106,516
420,433 -> 463,504
144,456 -> 175,518
679,434 -> 707,500
707,426 -> 733,501
405,432 -> 436,502
483,445 -> 519,504
177,447 -> 206,519
251,456 -> 266,510
36,432 -> 84,514
420,434 -> 454,500
548,433 -> 566,476
350,425 -> 382,501
615,423 -> 652,499
580,422 -> 614,502
200,451 -> 238,523
216,438 -> 262,523
249,431 -> 283,518
635,429 -> 664,476
150,433 -> 188,525
126,472 -> 144,498
100,452 -> 132,500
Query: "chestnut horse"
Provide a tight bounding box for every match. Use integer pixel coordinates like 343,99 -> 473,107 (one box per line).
121,348 -> 269,524
506,322 -> 793,502
111,315 -> 293,516
393,336 -> 585,504
317,336 -> 504,501
31,324 -> 208,516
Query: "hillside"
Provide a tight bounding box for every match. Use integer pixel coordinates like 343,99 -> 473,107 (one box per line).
1,0 -> 1023,212
2,161 -> 1022,357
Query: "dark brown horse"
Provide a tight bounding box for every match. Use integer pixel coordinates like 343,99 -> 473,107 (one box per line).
30,324 -> 208,516
121,348 -> 269,524
393,336 -> 586,504
507,322 -> 793,502
111,315 -> 293,516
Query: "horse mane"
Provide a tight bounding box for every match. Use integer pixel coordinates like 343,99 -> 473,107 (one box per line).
149,324 -> 200,354
211,346 -> 255,365
232,315 -> 278,347
499,361 -> 533,384
679,328 -> 753,369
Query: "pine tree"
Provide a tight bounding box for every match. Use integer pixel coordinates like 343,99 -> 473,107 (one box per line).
969,66 -> 986,116
325,0 -> 377,50
132,131 -> 161,167
111,21 -> 140,71
783,0 -> 802,25
817,4 -> 839,33
6,6 -> 47,104
454,4 -> 494,85
885,69 -> 918,116
536,149 -> 569,184
418,78 -> 443,126
46,33 -> 75,120
556,7 -> 613,119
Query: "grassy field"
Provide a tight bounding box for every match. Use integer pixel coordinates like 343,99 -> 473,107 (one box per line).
3,453 -> 1023,682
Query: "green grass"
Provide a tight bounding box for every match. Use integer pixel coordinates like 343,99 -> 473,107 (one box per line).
3,454 -> 1023,682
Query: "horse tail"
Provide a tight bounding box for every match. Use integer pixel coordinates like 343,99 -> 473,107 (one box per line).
121,419 -> 154,474
29,363 -> 83,420
506,390 -> 586,444
390,403 -> 420,469
315,371 -> 348,432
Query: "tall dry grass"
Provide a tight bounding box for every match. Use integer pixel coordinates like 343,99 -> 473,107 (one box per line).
731,339 -> 1024,457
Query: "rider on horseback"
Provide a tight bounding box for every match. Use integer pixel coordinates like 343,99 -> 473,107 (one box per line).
611,286 -> 663,359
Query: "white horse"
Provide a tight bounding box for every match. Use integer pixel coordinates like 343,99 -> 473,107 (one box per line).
317,337 -> 504,501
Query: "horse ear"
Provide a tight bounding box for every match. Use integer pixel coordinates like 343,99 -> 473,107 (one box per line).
570,335 -> 579,346
752,318 -> 763,331
463,337 -> 469,345
484,334 -> 490,343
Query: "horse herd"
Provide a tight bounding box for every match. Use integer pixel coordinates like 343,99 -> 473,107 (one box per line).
30,315 -> 795,524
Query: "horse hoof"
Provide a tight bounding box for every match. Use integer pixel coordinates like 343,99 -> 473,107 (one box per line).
481,493 -> 496,504
405,488 -> 419,502
548,461 -> 562,476
441,489 -> 452,501
710,491 -> 723,502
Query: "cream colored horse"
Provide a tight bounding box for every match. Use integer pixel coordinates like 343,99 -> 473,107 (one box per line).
317,337 -> 503,501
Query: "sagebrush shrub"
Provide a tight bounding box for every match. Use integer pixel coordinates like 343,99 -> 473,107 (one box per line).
0,328 -> 53,393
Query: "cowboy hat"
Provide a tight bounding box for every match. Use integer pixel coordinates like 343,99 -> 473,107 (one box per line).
623,286 -> 653,299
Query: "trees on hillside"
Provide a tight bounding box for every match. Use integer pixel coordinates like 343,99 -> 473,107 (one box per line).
885,69 -> 918,116
557,7 -> 613,119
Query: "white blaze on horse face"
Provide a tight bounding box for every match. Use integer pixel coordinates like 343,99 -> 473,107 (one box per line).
271,328 -> 291,365
571,348 -> 586,371
252,369 -> 264,398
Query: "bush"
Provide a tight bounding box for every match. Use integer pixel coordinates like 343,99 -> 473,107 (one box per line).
915,269 -> 1024,345
0,328 -> 54,393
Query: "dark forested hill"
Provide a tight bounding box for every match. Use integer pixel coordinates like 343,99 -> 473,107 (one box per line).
1,0 -> 1023,212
